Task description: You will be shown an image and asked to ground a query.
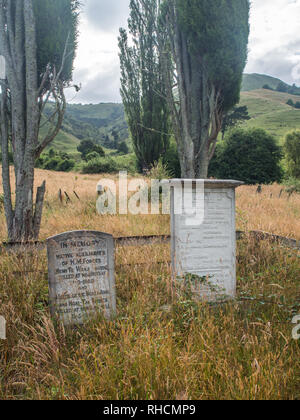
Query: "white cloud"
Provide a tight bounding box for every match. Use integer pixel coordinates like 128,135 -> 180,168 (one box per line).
245,0 -> 300,83
68,0 -> 300,104
67,0 -> 130,103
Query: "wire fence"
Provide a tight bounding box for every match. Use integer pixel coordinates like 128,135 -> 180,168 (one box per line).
1,230 -> 299,253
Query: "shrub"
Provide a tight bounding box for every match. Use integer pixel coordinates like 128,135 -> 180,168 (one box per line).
263,84 -> 273,90
285,99 -> 300,109
113,153 -> 137,174
117,141 -> 129,155
56,158 -> 75,172
147,158 -> 172,180
35,150 -> 75,172
284,177 -> 300,194
85,152 -> 101,161
284,130 -> 300,178
77,139 -> 105,161
43,156 -> 61,170
209,128 -> 283,184
276,82 -> 288,93
81,156 -> 119,174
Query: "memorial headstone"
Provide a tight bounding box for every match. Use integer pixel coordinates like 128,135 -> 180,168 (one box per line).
47,231 -> 116,326
167,179 -> 243,301
0,316 -> 6,340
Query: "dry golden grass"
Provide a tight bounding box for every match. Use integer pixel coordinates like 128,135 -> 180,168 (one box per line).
0,238 -> 299,400
236,184 -> 300,240
0,168 -> 299,241
0,168 -> 299,400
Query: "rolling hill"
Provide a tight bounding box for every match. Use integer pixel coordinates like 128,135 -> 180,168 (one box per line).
44,102 -> 128,155
48,73 -> 300,154
242,73 -> 284,91
239,89 -> 300,142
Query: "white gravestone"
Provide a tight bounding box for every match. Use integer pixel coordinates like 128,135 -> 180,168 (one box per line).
167,179 -> 243,301
47,231 -> 116,326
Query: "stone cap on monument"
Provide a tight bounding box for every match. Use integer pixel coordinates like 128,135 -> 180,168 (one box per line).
162,179 -> 244,189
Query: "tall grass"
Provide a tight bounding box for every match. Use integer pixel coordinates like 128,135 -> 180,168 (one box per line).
0,238 -> 299,400
0,169 -> 299,241
0,169 -> 299,399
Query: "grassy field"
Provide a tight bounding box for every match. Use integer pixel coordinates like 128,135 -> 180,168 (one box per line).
1,168 -> 300,241
239,89 -> 300,143
0,169 -> 299,400
241,73 -> 284,92
39,122 -> 81,156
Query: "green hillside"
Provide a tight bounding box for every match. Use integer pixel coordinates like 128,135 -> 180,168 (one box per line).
239,89 -> 300,142
51,131 -> 81,155
39,115 -> 81,155
46,74 -> 300,155
43,102 -> 128,155
64,103 -> 128,143
242,73 -> 300,95
242,73 -> 283,91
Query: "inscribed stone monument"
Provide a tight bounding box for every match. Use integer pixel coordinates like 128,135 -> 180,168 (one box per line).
47,231 -> 116,325
167,179 -> 243,300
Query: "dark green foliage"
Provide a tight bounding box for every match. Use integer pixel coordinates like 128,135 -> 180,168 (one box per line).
102,135 -> 116,150
209,128 -> 283,184
33,0 -> 79,85
276,82 -> 289,93
176,0 -> 250,113
35,149 -> 75,172
286,99 -> 300,109
118,141 -> 129,155
111,129 -> 120,149
82,157 -> 119,174
162,141 -> 181,178
119,0 -> 170,172
284,177 -> 300,194
284,131 -> 300,179
276,81 -> 300,96
289,84 -> 300,96
85,152 -> 102,161
263,84 -> 273,90
221,106 -> 250,138
77,139 -> 105,161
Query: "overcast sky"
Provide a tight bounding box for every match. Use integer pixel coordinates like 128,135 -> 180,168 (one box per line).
67,0 -> 300,104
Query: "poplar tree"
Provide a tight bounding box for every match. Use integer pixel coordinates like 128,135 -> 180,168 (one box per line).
159,0 -> 250,178
119,0 -> 169,172
0,0 -> 79,241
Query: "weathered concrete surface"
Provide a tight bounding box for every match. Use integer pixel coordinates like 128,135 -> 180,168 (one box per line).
47,231 -> 115,326
166,179 -> 243,301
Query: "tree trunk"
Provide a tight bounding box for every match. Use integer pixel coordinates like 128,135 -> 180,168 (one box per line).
0,0 -> 46,242
0,83 -> 14,239
159,1 -> 223,179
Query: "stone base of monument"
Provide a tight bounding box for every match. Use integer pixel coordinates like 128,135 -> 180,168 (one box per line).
165,179 -> 243,302
47,231 -> 116,326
